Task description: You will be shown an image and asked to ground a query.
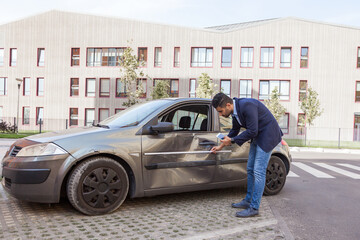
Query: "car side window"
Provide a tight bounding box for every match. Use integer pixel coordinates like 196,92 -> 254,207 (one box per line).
160,105 -> 209,131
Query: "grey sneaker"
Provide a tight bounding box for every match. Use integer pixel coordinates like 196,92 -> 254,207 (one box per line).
235,207 -> 259,218
231,199 -> 250,209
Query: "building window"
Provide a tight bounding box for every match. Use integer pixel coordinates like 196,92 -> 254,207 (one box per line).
191,47 -> 213,67
36,107 -> 44,125
99,108 -> 109,122
355,114 -> 360,141
70,108 -> 78,126
153,79 -> 179,97
154,47 -> 162,67
0,106 -> 2,121
23,77 -> 30,96
301,47 -> 309,68
174,47 -> 180,67
241,47 -> 253,67
37,78 -> 44,96
279,113 -> 289,134
0,78 -> 7,95
137,79 -> 147,98
22,107 -> 30,125
115,109 -> 125,114
116,79 -> 127,97
239,80 -> 252,98
70,78 -> 79,96
0,48 -> 4,66
10,48 -> 17,66
259,80 -> 290,100
221,47 -> 232,67
87,48 -> 124,66
138,47 -> 148,66
280,47 -> 291,68
100,78 -> 110,97
357,48 -> 360,68
71,48 -> 80,66
299,80 -> 307,101
37,48 -> 45,67
356,81 -> 360,102
189,79 -> 196,97
297,113 -> 306,135
260,47 -> 274,67
86,78 -> 96,97
85,108 -> 95,126
220,80 -> 231,97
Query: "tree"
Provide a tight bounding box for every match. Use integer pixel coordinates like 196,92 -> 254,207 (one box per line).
196,73 -> 217,98
299,86 -> 323,127
119,46 -> 145,107
264,87 -> 287,122
151,80 -> 170,99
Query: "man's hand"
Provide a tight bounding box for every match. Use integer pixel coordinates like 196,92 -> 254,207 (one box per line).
211,145 -> 223,154
221,136 -> 232,146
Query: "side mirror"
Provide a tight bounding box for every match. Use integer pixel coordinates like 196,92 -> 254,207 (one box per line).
150,122 -> 174,134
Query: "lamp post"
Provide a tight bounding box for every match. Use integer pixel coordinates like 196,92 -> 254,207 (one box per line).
15,78 -> 23,133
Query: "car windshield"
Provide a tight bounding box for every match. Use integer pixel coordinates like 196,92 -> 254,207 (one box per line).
98,100 -> 172,128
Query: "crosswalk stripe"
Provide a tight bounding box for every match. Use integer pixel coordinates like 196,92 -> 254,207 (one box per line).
336,163 -> 360,172
314,163 -> 360,179
287,171 -> 299,177
292,162 -> 335,178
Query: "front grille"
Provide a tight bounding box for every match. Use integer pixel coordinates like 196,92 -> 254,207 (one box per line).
10,146 -> 22,157
4,178 -> 11,188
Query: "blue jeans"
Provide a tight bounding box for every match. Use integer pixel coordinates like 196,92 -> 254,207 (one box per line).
244,141 -> 272,210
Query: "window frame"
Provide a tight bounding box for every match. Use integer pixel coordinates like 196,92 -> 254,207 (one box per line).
0,77 -> 7,96
258,79 -> 291,101
239,79 -> 253,98
240,47 -> 254,68
220,79 -> 231,97
297,113 -> 306,135
99,78 -> 110,98
221,47 -> 232,68
70,78 -> 79,97
260,47 -> 275,68
138,47 -> 148,67
280,47 -> 292,68
174,47 -> 180,68
69,108 -> 79,127
137,78 -> 147,98
22,106 -> 30,125
116,78 -> 127,98
300,47 -> 309,69
85,108 -> 95,126
279,113 -> 289,134
190,47 -> 213,68
10,48 -> 17,67
154,47 -> 162,68
71,48 -> 80,67
99,108 -> 110,122
189,78 -> 196,97
0,48 -> 4,67
85,78 -> 96,97
86,47 -> 125,67
23,77 -> 30,96
299,80 -> 308,101
153,78 -> 180,97
37,48 -> 45,67
36,107 -> 44,125
36,77 -> 44,97
356,81 -> 360,102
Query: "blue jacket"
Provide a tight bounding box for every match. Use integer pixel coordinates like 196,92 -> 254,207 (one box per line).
227,98 -> 283,153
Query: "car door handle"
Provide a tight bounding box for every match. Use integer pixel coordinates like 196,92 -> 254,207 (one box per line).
199,141 -> 216,146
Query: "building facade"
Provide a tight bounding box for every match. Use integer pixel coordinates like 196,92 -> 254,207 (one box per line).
1,11 -> 360,143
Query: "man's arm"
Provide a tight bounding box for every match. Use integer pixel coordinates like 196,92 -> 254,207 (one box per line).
232,102 -> 259,146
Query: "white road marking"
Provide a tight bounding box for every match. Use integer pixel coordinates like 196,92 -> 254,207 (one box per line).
314,163 -> 360,179
292,162 -> 335,178
287,171 -> 299,177
336,163 -> 360,172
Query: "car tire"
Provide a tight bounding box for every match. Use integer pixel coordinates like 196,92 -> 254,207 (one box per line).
264,156 -> 287,196
67,157 -> 129,215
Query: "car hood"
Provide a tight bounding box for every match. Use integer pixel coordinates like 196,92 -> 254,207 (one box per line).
25,126 -> 108,143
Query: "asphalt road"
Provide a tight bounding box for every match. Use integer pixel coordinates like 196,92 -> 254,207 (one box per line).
268,152 -> 360,240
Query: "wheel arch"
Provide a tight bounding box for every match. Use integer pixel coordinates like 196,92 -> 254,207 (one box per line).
271,153 -> 290,174
60,153 -> 137,200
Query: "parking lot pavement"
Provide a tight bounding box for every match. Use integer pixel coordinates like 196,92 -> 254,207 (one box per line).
0,185 -> 285,240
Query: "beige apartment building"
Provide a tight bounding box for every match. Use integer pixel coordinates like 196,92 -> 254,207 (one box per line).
1,10 -> 360,144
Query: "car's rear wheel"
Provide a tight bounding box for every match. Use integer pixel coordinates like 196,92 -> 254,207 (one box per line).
264,156 -> 287,196
67,157 -> 129,215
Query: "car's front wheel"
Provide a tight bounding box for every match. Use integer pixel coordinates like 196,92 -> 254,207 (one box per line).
264,156 -> 287,196
67,157 -> 129,215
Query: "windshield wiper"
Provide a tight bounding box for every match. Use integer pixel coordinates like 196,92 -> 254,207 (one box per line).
120,121 -> 139,128
94,123 -> 110,129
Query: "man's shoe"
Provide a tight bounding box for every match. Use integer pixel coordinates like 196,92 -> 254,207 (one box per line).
235,207 -> 259,218
231,199 -> 250,209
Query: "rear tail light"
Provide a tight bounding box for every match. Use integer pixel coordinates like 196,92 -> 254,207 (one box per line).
281,139 -> 288,146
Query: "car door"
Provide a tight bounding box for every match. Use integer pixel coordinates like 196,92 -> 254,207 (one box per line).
213,115 -> 249,182
141,103 -> 219,190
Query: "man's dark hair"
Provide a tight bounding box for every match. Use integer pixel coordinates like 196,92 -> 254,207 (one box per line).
212,93 -> 232,108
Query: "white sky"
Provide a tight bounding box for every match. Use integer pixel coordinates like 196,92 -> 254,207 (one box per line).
1,0 -> 360,28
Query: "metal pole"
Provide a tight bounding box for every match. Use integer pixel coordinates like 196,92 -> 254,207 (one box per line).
66,119 -> 68,129
16,83 -> 21,133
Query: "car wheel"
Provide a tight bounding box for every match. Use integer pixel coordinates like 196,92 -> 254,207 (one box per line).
264,156 -> 286,196
67,157 -> 129,215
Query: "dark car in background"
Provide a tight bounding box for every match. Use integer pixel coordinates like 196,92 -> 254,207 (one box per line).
1,98 -> 291,215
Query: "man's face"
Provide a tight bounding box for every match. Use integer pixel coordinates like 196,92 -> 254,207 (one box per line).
215,103 -> 233,118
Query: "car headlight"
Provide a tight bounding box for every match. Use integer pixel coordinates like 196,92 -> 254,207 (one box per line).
17,143 -> 68,157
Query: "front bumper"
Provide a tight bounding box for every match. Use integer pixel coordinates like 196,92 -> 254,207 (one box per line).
1,153 -> 71,203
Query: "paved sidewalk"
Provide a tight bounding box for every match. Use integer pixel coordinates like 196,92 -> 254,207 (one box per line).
0,186 -> 285,240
